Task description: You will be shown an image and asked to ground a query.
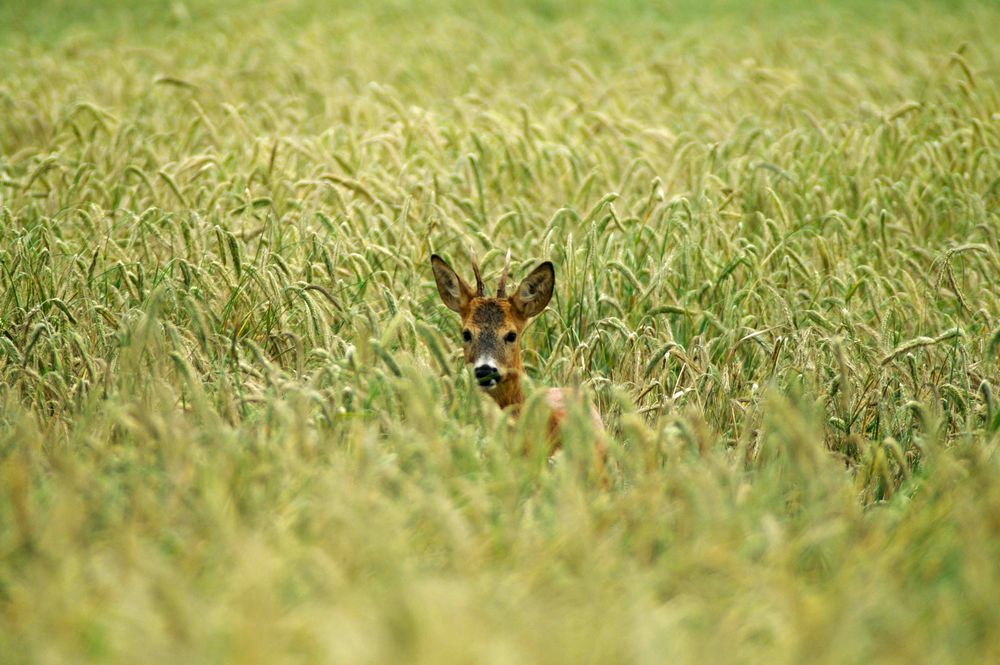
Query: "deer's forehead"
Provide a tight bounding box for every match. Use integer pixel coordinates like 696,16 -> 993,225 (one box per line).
467,300 -> 514,329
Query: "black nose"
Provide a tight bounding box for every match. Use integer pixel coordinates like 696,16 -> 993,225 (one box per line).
474,365 -> 497,380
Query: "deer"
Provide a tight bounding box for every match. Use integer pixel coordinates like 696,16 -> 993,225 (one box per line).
430,251 -> 606,465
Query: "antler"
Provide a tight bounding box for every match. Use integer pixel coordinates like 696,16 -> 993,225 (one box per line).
469,245 -> 485,297
496,249 -> 512,298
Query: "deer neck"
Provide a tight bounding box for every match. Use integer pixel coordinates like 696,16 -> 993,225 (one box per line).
490,370 -> 525,412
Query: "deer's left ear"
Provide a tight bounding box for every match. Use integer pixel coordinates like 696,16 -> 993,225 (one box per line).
511,261 -> 554,318
431,254 -> 475,314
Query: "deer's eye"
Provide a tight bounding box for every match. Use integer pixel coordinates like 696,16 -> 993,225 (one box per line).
462,330 -> 472,342
504,331 -> 517,343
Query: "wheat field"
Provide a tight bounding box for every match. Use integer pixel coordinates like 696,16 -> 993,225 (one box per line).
1,0 -> 999,663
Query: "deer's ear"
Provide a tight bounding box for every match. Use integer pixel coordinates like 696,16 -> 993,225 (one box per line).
511,261 -> 554,318
431,254 -> 474,314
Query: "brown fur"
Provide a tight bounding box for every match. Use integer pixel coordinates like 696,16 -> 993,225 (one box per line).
431,254 -> 606,465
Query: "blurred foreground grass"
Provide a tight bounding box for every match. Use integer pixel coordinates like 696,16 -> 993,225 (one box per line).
1,0 -> 999,663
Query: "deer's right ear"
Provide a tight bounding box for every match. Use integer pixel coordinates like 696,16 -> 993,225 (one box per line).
431,254 -> 474,314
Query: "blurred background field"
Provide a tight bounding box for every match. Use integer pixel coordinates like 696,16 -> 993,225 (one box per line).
1,0 -> 999,663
